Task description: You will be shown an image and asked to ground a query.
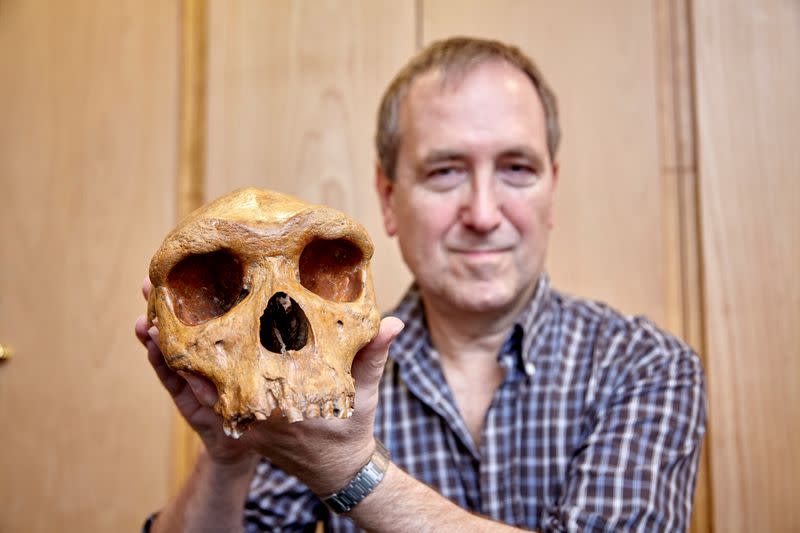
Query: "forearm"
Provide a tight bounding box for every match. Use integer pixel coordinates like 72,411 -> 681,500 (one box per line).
150,449 -> 259,533
348,464 -> 537,533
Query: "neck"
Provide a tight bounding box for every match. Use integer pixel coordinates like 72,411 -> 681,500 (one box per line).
420,284 -> 535,369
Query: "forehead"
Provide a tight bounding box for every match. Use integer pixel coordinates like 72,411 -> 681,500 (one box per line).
398,60 -> 549,158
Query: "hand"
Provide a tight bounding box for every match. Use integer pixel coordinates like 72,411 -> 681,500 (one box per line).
135,278 -> 256,467
238,316 -> 404,496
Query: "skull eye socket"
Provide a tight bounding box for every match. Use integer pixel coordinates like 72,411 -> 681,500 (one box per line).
299,238 -> 364,302
167,249 -> 247,325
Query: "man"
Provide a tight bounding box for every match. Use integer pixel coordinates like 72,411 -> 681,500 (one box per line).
136,37 -> 705,532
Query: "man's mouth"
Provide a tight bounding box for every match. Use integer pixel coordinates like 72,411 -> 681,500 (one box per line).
449,247 -> 512,256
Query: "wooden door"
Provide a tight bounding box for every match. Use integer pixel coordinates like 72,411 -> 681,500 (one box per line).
0,2 -> 177,530
693,0 -> 800,530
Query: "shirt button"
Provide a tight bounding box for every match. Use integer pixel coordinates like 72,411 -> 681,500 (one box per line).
525,362 -> 536,375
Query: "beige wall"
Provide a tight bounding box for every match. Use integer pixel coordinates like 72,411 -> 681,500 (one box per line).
693,1 -> 800,531
0,1 -> 177,531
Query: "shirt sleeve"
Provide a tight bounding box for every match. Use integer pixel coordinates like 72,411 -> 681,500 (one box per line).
542,321 -> 707,532
243,458 -> 328,532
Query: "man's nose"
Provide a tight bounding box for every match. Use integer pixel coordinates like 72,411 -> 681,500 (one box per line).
459,178 -> 502,232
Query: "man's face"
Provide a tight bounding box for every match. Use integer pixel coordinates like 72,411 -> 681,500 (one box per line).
377,60 -> 559,316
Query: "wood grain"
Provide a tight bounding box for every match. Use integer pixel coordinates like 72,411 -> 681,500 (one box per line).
204,0 -> 416,312
178,0 -> 208,221
0,1 -> 178,530
172,0 -> 209,493
693,1 -> 800,531
653,2 -> 710,531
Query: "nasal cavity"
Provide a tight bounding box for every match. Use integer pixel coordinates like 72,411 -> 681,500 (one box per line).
260,292 -> 310,354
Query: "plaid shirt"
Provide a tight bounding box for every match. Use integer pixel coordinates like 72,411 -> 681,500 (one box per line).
244,274 -> 706,532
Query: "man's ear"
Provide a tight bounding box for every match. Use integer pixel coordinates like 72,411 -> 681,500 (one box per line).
375,163 -> 397,236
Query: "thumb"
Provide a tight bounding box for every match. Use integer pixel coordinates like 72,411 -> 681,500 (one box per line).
351,316 -> 404,390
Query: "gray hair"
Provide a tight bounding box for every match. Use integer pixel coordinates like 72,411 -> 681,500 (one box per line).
375,36 -> 561,180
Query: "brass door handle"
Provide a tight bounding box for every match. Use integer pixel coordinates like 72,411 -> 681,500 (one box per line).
0,344 -> 11,360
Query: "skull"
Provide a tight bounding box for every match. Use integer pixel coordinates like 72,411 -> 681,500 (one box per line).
147,188 -> 381,438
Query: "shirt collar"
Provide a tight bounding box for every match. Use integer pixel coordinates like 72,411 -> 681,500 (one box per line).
515,273 -> 554,377
385,283 -> 430,368
387,273 -> 554,378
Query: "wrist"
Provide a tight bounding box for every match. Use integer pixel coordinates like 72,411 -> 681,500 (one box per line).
303,438 -> 376,496
201,447 -> 260,478
321,439 -> 391,514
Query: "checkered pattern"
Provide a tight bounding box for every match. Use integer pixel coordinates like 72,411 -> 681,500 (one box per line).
242,274 -> 706,532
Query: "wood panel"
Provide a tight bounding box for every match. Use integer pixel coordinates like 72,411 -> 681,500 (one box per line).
693,1 -> 800,531
204,0 -> 416,312
0,1 -> 178,530
423,0 -> 671,329
172,0 -> 209,492
654,2 -> 710,531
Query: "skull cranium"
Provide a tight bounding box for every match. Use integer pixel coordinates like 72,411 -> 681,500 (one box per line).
147,188 -> 381,438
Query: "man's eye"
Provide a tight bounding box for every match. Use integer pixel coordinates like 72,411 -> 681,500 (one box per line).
500,163 -> 538,186
424,166 -> 465,190
429,166 -> 458,177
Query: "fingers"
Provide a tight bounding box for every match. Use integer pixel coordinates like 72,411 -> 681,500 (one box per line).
141,277 -> 152,300
351,316 -> 404,390
179,371 -> 220,408
136,277 -> 154,347
136,284 -> 221,428
134,315 -> 150,346
136,312 -> 178,391
135,316 -> 174,390
143,325 -> 218,411
143,325 -> 184,396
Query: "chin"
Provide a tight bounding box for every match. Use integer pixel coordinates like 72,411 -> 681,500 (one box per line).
448,286 -> 516,314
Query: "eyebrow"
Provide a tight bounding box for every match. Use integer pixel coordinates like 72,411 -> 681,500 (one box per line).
420,149 -> 465,166
499,146 -> 546,168
417,145 -> 548,169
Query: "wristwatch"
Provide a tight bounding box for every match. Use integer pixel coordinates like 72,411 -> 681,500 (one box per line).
323,440 -> 390,514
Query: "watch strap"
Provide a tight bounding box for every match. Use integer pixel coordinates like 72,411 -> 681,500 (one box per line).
323,440 -> 390,514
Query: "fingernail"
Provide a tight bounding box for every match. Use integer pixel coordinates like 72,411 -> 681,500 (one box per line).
148,326 -> 158,341
389,319 -> 405,338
